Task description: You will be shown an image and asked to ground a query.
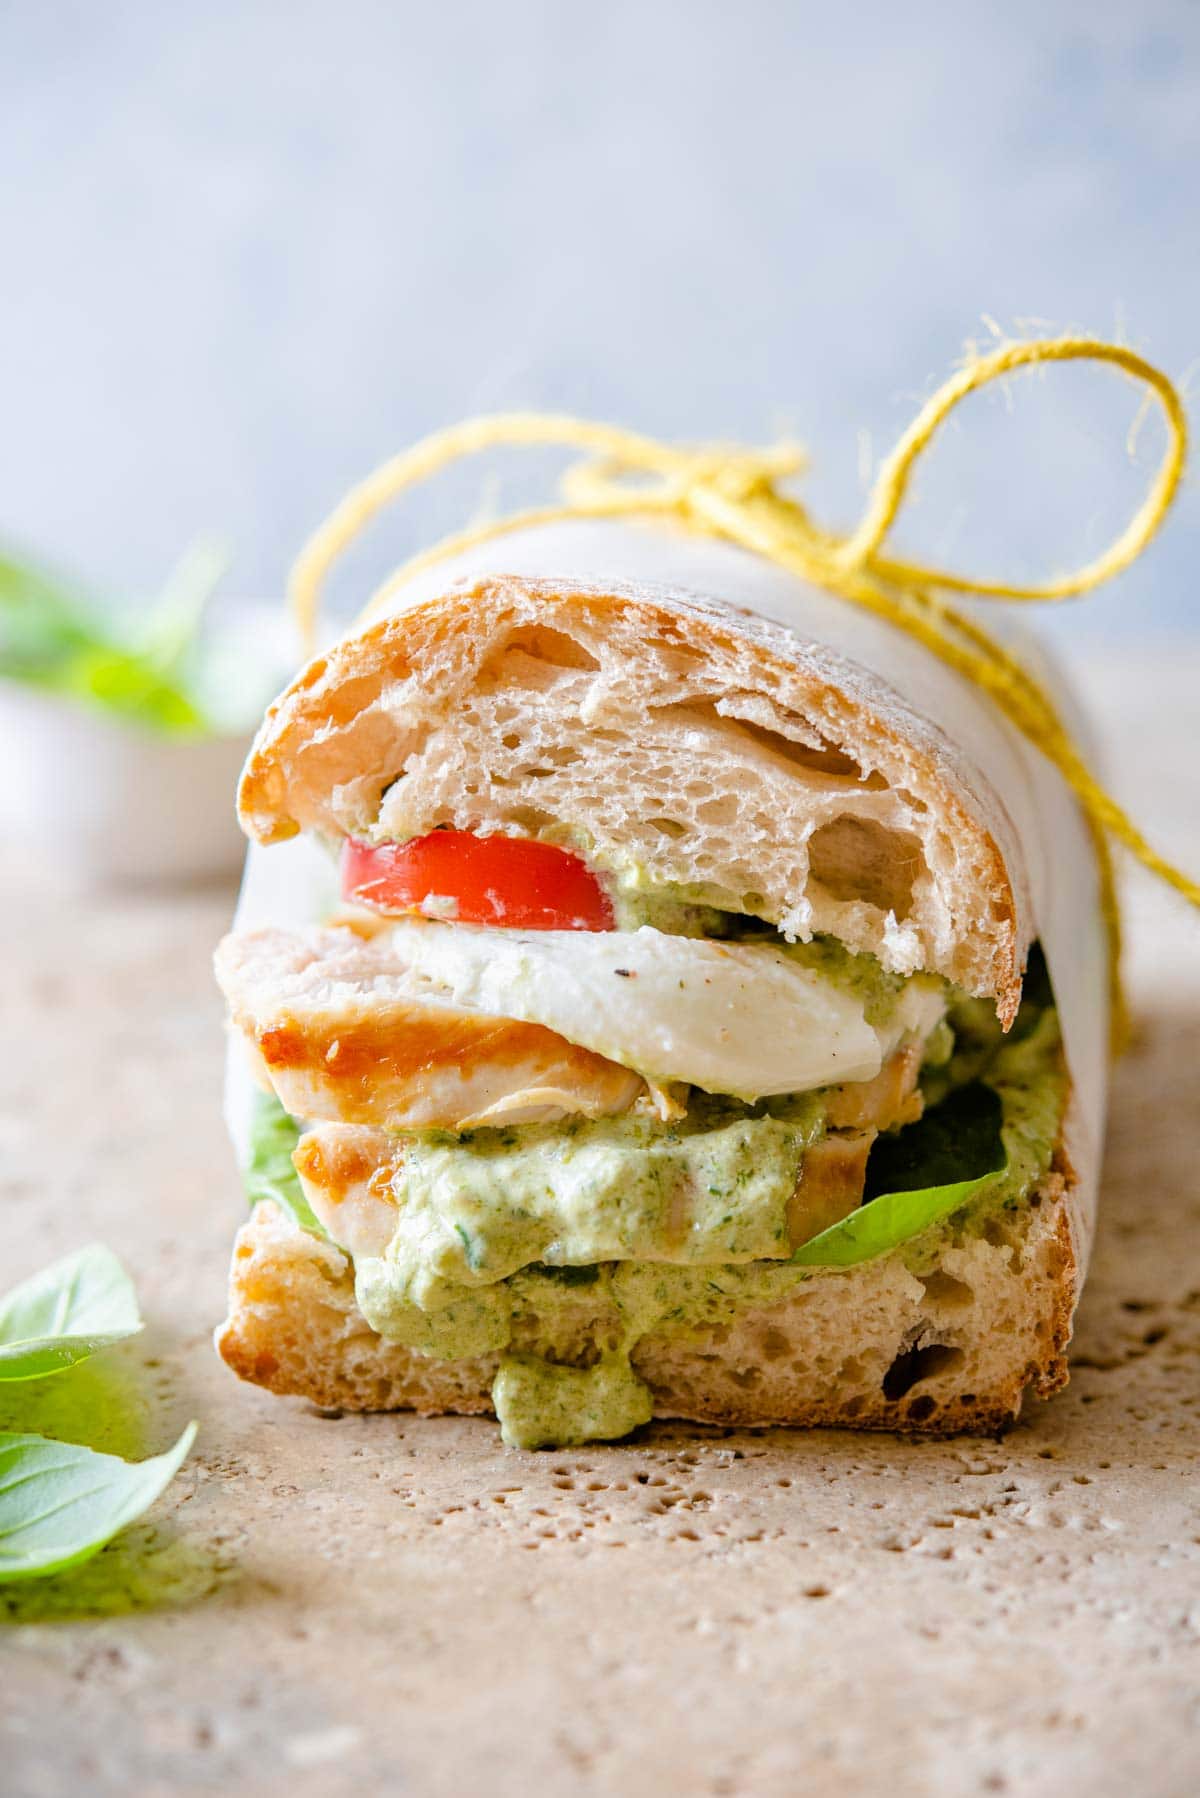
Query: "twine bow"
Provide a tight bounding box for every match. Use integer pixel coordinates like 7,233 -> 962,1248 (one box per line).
289,336 -> 1199,1048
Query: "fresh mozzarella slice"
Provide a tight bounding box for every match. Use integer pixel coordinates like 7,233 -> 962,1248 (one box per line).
386,920 -> 886,1099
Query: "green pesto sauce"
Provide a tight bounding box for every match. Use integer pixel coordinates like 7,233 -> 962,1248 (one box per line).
355,1089 -> 825,1311
607,883 -> 741,938
970,1010 -> 1066,1211
780,934 -> 913,1025
491,1352 -> 653,1450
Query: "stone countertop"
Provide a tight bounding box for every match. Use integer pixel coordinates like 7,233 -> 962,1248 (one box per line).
3,650 -> 1198,1798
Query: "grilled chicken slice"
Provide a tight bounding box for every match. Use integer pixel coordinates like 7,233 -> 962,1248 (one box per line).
823,1038 -> 925,1133
784,1130 -> 875,1247
216,926 -> 648,1131
292,1125 -> 400,1259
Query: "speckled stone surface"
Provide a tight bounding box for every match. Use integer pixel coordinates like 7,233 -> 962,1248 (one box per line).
3,651 -> 1198,1798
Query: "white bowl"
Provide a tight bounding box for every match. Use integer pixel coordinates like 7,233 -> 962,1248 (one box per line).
0,681 -> 253,885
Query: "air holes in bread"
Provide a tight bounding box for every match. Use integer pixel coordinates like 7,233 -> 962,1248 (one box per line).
696,795 -> 740,828
480,625 -> 600,687
807,815 -> 924,916
882,1342 -> 965,1399
507,806 -> 555,834
920,1270 -> 975,1310
725,716 -> 871,778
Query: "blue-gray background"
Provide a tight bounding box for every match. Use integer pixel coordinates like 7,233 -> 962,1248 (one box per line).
3,1 -> 1198,641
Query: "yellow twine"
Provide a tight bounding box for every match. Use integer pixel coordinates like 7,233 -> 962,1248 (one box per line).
288,336 -> 1200,1050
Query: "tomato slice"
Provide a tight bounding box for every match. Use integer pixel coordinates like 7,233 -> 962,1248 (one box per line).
340,830 -> 615,930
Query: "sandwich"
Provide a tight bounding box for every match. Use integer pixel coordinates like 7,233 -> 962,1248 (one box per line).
214,522 -> 1103,1449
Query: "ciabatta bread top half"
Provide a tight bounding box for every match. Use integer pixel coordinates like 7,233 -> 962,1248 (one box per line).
238,564 -> 1033,1026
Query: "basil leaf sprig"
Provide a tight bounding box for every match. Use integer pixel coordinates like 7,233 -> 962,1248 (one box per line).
0,1248 -> 195,1584
0,539 -> 227,738
0,1426 -> 197,1582
0,1244 -> 143,1381
793,1082 -> 1008,1268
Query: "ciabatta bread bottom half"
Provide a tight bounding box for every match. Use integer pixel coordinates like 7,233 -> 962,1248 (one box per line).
217,1161 -> 1078,1438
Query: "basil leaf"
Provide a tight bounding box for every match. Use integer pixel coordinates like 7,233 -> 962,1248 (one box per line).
0,549 -> 214,738
246,1094 -> 327,1238
0,554 -> 96,671
65,644 -> 208,735
791,1166 -> 1005,1267
0,1424 -> 196,1582
793,1082 -> 1007,1268
0,1245 -> 143,1382
863,1081 -> 1004,1200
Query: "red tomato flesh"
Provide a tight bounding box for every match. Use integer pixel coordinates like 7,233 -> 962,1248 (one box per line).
340,831 -> 614,930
